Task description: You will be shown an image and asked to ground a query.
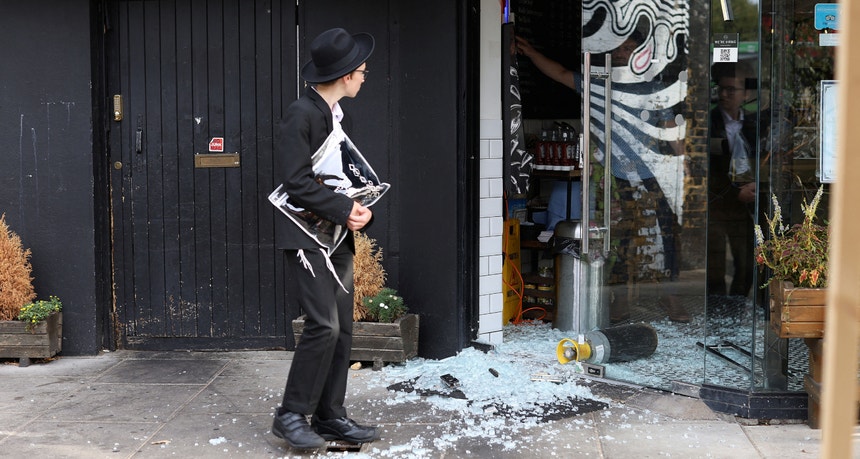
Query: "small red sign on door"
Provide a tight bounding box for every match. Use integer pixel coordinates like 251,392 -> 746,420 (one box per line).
209,137 -> 224,152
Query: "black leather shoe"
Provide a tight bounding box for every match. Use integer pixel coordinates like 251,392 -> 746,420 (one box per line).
311,417 -> 379,443
272,411 -> 326,449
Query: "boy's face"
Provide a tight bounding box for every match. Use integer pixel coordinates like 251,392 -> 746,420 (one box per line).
345,64 -> 368,98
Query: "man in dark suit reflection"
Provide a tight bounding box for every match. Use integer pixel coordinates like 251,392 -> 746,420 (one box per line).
708,61 -> 758,298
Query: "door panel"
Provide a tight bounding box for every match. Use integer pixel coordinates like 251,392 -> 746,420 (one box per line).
107,0 -> 295,348
582,0 -> 689,326
579,0 -> 701,390
106,0 -> 394,350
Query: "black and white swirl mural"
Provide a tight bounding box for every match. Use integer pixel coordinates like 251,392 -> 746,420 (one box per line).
582,0 -> 689,219
508,0 -> 691,276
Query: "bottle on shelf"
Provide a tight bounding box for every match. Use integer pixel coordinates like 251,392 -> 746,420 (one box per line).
559,129 -> 572,171
561,123 -> 578,171
549,128 -> 561,170
535,129 -> 549,170
576,133 -> 584,170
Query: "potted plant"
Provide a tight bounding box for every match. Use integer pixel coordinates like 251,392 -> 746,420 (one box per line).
351,231 -> 387,321
754,185 -> 828,338
292,232 -> 418,368
362,287 -> 408,323
0,214 -> 63,366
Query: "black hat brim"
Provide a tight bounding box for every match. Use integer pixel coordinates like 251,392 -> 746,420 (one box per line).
301,33 -> 375,84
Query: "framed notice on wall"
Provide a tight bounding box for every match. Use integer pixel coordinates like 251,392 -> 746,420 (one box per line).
820,80 -> 837,183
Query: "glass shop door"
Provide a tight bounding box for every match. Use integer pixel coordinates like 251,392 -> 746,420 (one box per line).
574,2 -> 704,391
513,0 -> 821,398
513,0 -> 708,393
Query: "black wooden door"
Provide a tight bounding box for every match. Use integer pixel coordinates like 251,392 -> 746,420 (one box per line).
106,0 -> 297,349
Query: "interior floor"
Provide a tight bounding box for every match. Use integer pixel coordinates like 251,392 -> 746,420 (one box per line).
515,268 -> 808,394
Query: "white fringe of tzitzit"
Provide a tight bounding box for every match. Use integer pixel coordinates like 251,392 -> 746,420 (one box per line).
296,249 -> 348,293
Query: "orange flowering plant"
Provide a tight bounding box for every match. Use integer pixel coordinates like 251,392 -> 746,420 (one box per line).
754,186 -> 828,289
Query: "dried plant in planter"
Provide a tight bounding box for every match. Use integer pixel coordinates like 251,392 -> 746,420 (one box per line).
0,214 -> 36,320
352,232 -> 386,321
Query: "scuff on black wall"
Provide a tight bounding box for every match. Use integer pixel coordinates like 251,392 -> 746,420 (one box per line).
0,0 -> 101,355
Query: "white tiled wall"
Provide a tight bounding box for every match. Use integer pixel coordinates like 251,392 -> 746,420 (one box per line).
476,0 -> 504,345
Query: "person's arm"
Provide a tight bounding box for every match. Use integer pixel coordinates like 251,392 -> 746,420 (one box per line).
277,100 -> 353,225
515,36 -> 575,90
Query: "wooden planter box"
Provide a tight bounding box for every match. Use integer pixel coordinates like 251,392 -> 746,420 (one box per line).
0,312 -> 62,366
769,281 -> 826,339
768,283 -> 860,427
292,313 -> 419,365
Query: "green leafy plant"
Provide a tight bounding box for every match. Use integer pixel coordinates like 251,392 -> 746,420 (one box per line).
18,296 -> 62,331
362,287 -> 407,323
754,186 -> 828,289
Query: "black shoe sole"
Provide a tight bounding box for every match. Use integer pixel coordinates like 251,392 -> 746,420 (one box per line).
315,430 -> 379,444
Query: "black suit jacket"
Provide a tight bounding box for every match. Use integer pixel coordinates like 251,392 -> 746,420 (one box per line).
274,88 -> 356,250
709,107 -> 758,220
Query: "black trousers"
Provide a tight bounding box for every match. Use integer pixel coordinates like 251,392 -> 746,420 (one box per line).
707,212 -> 754,297
280,244 -> 354,420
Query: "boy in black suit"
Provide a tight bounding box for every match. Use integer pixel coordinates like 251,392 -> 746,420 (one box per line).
271,27 -> 378,449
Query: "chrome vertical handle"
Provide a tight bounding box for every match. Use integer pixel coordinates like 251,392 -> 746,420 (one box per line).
581,52 -> 592,256
581,53 -> 614,255
602,53 -> 612,253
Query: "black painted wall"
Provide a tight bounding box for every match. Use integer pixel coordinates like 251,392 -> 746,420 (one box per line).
396,1 -> 478,358
301,0 -> 478,359
0,0 -> 103,355
0,0 -> 476,359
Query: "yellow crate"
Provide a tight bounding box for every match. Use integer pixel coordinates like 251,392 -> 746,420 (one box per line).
503,219 -> 522,324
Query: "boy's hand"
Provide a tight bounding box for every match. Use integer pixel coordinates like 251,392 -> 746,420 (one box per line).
347,202 -> 372,231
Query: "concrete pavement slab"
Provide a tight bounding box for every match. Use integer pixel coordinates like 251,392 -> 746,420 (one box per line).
0,419 -> 160,459
0,376 -> 84,412
741,424 -> 860,458
0,350 -> 838,458
594,409 -> 761,459
352,394 -> 456,425
0,412 -> 40,441
217,357 -> 291,378
130,412 -> 285,458
184,376 -> 285,415
0,355 -> 121,377
443,414 -> 605,459
621,389 -> 724,421
45,383 -> 202,423
95,358 -> 227,384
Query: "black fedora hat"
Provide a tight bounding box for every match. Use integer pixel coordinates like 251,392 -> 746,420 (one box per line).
301,28 -> 375,84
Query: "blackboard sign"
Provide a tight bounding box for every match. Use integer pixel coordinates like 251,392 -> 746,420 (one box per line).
512,0 -> 581,119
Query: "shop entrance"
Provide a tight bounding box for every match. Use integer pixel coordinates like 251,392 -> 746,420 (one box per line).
507,0 -> 797,395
